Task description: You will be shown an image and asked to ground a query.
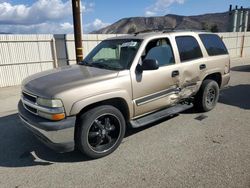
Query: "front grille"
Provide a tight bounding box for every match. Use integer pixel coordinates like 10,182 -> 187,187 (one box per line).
24,104 -> 37,114
22,91 -> 38,115
21,91 -> 64,117
22,92 -> 37,103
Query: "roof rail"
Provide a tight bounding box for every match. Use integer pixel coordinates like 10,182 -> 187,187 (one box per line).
133,29 -> 160,36
163,29 -> 209,33
133,28 -> 208,35
133,28 -> 175,36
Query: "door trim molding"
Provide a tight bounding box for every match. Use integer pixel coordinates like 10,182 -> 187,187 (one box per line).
135,86 -> 180,106
182,82 -> 197,88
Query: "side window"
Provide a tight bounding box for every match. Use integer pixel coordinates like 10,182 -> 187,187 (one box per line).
199,34 -> 228,56
176,36 -> 203,62
143,38 -> 175,67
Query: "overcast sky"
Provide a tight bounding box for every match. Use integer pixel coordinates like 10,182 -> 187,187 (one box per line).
0,0 -> 249,34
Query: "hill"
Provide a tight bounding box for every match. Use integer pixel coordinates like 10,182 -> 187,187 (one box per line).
92,10 -> 250,34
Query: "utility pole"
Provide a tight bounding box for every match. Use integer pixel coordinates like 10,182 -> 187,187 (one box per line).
72,0 -> 83,63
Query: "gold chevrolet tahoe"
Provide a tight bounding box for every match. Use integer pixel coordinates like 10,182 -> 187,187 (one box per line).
18,31 -> 230,158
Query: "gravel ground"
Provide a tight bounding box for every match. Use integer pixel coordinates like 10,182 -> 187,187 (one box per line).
0,61 -> 249,188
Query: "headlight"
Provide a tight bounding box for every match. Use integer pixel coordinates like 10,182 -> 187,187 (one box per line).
37,98 -> 63,108
36,98 -> 65,120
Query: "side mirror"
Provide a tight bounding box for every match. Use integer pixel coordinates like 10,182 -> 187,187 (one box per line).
136,59 -> 159,73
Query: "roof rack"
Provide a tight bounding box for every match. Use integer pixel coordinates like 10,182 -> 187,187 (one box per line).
133,28 -> 208,35
133,28 -> 174,36
163,29 -> 209,33
133,29 -> 161,36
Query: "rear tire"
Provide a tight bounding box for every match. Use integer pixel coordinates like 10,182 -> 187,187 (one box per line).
194,79 -> 219,112
76,105 -> 126,159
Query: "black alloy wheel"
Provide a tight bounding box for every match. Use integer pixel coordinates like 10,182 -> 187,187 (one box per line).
87,114 -> 121,153
76,105 -> 126,159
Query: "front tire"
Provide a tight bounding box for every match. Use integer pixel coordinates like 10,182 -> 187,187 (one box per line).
76,105 -> 126,159
194,79 -> 219,112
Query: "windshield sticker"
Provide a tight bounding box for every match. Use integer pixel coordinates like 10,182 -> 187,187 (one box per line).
121,41 -> 138,47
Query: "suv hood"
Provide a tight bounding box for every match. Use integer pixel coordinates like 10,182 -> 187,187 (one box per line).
22,65 -> 119,98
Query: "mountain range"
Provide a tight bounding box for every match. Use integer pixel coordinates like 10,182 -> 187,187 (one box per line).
92,10 -> 250,34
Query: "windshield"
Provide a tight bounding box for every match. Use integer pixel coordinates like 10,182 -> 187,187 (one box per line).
81,39 -> 142,70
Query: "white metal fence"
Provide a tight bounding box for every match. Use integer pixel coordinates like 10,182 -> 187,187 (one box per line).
0,32 -> 250,87
218,32 -> 250,58
0,35 -> 57,87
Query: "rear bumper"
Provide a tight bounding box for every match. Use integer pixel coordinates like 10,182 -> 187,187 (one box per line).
18,100 -> 76,152
221,73 -> 230,88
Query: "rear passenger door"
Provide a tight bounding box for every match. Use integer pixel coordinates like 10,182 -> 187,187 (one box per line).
174,35 -> 206,98
199,33 -> 230,77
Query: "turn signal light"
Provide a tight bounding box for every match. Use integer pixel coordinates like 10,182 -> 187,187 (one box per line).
38,111 -> 65,121
51,113 -> 66,121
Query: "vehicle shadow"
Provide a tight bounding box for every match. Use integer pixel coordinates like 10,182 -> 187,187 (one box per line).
0,114 -> 90,168
219,84 -> 250,110
231,65 -> 250,72
0,113 -> 176,168
125,115 -> 178,138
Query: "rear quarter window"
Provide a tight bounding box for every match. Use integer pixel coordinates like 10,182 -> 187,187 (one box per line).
175,36 -> 203,62
199,34 -> 228,56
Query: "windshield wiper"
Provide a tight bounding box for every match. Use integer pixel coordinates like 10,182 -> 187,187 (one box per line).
81,61 -> 121,70
92,62 -> 121,70
80,60 -> 93,66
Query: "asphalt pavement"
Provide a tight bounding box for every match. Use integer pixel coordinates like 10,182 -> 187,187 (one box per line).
0,60 -> 249,188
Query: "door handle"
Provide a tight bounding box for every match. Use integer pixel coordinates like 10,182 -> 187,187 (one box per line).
200,64 -> 206,70
172,70 -> 179,77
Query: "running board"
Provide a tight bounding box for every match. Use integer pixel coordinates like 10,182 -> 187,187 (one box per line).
130,103 -> 193,128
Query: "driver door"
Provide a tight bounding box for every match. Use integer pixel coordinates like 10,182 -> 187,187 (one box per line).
131,38 -> 181,117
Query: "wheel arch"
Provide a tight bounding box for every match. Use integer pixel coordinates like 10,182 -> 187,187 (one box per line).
74,97 -> 130,143
75,97 -> 130,122
202,72 -> 222,88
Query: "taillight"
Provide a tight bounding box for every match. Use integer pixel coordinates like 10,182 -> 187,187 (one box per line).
225,59 -> 230,74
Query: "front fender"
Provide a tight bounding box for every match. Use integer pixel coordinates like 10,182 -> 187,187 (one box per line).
70,90 -> 133,118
